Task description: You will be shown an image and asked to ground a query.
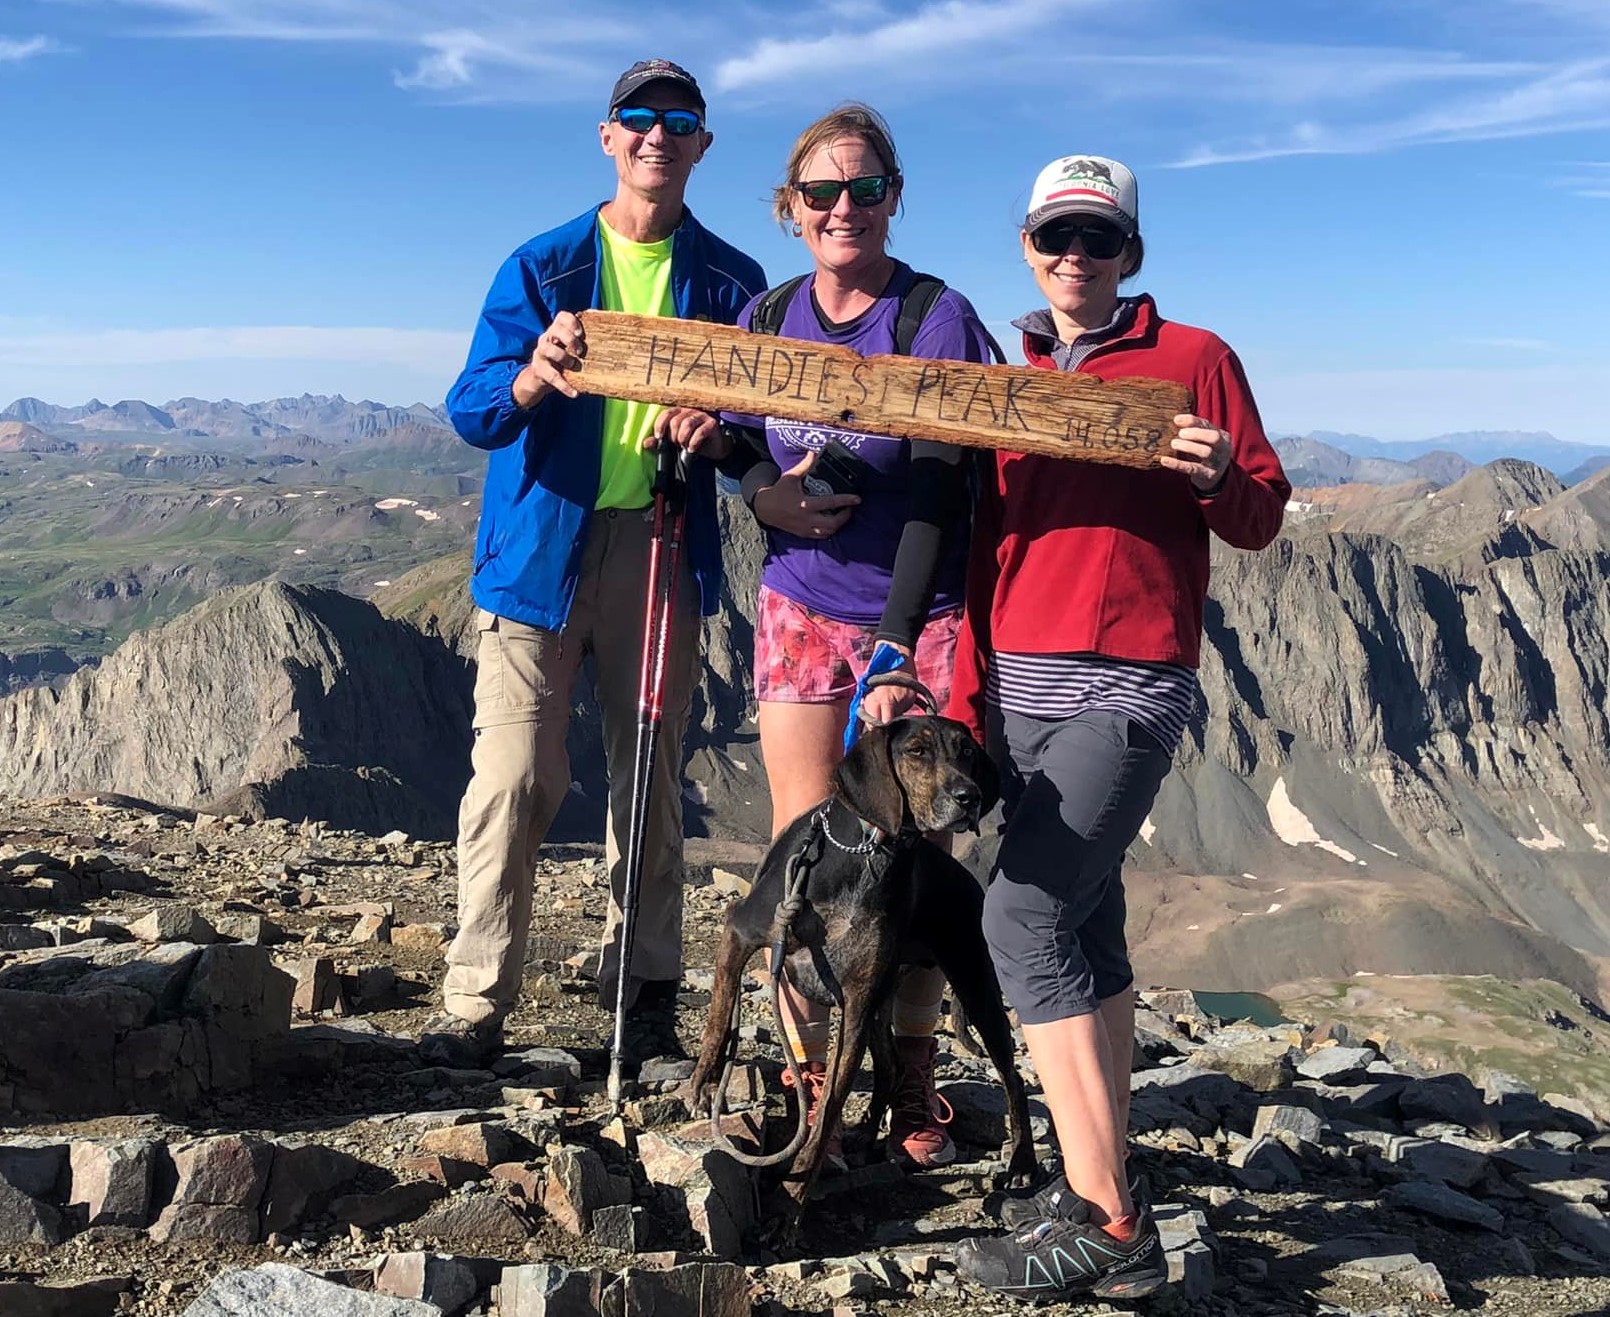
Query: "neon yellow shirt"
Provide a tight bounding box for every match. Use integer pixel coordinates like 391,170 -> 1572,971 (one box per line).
595,216 -> 673,509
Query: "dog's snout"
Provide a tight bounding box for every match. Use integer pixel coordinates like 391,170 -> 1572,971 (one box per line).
951,782 -> 981,811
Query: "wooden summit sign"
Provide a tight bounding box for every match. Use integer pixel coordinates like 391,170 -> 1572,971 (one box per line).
571,312 -> 1191,468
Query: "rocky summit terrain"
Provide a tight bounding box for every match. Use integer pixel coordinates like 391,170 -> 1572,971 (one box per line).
5,793 -> 1610,1317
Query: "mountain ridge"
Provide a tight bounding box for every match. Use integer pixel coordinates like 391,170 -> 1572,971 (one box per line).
8,394 -> 1607,473
1,392 -> 453,445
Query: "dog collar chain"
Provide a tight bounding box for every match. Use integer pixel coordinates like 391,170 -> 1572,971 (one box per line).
813,805 -> 885,855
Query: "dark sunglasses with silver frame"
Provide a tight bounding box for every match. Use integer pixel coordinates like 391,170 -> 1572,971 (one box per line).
794,174 -> 898,211
1028,216 -> 1130,261
612,106 -> 704,136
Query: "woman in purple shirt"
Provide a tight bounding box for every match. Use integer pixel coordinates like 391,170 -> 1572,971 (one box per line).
722,103 -> 993,1170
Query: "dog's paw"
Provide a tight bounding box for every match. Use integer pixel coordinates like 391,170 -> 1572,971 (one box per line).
676,1076 -> 712,1120
999,1141 -> 1038,1189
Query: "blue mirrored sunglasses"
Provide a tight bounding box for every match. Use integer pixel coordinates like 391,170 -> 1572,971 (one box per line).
612,106 -> 703,136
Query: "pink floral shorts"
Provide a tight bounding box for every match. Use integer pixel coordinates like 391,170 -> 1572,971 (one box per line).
754,584 -> 961,706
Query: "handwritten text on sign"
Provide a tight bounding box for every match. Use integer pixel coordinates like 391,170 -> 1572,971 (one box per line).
570,312 -> 1191,467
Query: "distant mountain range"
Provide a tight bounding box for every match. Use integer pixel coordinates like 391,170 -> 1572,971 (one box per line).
1285,430 -> 1610,484
0,394 -> 452,445
5,395 -> 1608,480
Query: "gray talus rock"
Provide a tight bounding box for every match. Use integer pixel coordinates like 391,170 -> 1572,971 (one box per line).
1229,1135 -> 1303,1190
0,1177 -> 65,1246
260,1142 -> 362,1236
1391,1136 -> 1489,1189
181,1263 -> 440,1315
1383,1180 -> 1505,1231
69,1139 -> 159,1227
1251,1100 -> 1327,1151
492,1046 -> 583,1087
0,941 -> 292,1119
411,1193 -> 530,1243
497,1263 -> 608,1317
418,1121 -> 522,1171
1190,1035 -> 1296,1092
129,906 -> 217,945
0,1276 -> 128,1316
0,1139 -> 68,1198
150,1133 -> 274,1245
1549,1201 -> 1610,1260
1297,1046 -> 1376,1083
542,1144 -> 630,1237
374,1252 -> 498,1314
635,1123 -> 757,1259
615,1263 -> 751,1317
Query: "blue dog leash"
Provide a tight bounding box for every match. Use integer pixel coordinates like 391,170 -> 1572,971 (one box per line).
844,641 -> 914,754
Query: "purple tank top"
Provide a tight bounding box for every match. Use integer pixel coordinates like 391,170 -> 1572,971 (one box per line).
725,264 -> 990,625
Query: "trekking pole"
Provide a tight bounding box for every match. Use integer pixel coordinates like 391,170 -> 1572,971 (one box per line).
608,440 -> 689,1109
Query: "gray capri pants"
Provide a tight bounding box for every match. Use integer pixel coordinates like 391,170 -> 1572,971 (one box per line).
982,706 -> 1175,1025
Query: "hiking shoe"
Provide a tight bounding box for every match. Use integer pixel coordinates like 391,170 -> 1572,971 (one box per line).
957,1195 -> 1167,1302
418,1012 -> 504,1068
997,1163 -> 1150,1229
596,975 -> 679,1013
781,1060 -> 847,1173
615,979 -> 687,1066
887,1035 -> 957,1167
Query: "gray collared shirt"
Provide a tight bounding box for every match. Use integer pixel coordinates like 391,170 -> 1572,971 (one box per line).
1010,298 -> 1139,372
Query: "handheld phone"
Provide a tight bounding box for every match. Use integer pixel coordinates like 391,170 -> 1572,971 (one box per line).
802,437 -> 873,498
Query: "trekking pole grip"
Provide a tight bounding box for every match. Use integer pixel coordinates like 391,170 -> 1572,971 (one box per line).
652,439 -> 690,505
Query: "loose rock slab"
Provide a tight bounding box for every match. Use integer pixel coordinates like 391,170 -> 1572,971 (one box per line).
182,1263 -> 440,1315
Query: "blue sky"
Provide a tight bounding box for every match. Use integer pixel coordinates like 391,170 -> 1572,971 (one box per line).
2,0 -> 1608,443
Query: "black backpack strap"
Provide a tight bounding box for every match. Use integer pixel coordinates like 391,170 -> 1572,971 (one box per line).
894,273 -> 947,356
757,268 -> 1007,364
896,272 -> 1008,365
748,274 -> 810,336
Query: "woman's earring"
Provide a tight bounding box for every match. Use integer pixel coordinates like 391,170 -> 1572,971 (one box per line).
791,223 -> 803,237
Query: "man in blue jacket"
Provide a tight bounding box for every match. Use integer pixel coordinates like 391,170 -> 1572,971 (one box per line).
425,58 -> 765,1067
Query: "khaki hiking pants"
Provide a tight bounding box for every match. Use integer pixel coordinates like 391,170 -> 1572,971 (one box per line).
443,506 -> 700,1026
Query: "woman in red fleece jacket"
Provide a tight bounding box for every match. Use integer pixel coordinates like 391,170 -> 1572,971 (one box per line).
952,156 -> 1290,1303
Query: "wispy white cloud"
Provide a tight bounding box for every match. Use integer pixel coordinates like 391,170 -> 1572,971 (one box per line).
1461,337 -> 1553,351
1161,47 -> 1541,107
1174,56 -> 1610,166
0,35 -> 63,63
1556,159 -> 1610,197
390,27 -> 582,92
0,325 -> 462,370
50,1 -> 1610,163
87,1 -> 403,43
393,28 -> 483,90
713,0 -> 1092,91
78,2 -> 640,100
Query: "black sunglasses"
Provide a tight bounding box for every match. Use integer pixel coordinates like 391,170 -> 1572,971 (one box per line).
612,106 -> 703,137
794,174 -> 897,211
1029,217 -> 1129,261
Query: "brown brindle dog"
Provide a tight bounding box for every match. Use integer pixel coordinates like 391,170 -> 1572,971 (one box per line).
685,715 -> 1037,1240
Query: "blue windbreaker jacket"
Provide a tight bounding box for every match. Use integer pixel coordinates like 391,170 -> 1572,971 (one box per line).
447,204 -> 766,629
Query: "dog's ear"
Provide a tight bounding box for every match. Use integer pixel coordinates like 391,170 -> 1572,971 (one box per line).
832,723 -> 908,837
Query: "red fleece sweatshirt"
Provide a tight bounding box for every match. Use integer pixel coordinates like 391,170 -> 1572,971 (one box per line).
946,295 -> 1291,743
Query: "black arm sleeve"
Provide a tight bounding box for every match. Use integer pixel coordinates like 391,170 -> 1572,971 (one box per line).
875,439 -> 969,649
716,423 -> 781,510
